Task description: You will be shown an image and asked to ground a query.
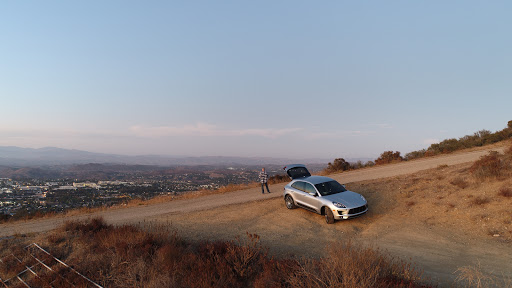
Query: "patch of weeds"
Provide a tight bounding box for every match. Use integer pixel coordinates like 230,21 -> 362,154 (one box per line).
457,167 -> 470,174
401,190 -> 414,198
405,201 -> 416,207
2,219 -> 434,288
46,233 -> 66,245
455,262 -> 494,288
450,177 -> 469,189
470,151 -> 504,179
471,196 -> 491,206
506,144 -> 512,156
498,186 -> 512,198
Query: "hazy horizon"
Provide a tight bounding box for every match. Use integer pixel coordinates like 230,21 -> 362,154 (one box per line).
0,146 -> 360,161
2,1 -> 511,159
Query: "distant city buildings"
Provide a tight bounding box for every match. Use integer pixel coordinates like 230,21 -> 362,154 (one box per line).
0,166 -> 265,219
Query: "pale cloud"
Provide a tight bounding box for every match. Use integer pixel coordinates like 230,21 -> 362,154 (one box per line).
376,123 -> 393,129
309,130 -> 372,139
361,123 -> 393,130
129,123 -> 302,138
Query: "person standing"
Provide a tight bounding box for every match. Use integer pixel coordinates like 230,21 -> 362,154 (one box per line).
259,168 -> 270,194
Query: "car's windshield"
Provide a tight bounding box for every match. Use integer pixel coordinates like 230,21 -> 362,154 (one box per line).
315,180 -> 346,196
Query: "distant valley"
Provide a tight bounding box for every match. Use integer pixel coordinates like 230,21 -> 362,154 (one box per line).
0,146 -> 353,167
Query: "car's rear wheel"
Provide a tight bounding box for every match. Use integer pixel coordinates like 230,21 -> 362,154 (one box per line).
325,208 -> 335,224
285,195 -> 296,209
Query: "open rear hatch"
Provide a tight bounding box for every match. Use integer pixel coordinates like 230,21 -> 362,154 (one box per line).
284,164 -> 311,179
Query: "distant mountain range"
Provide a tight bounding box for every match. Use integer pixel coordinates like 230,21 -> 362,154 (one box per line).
0,146 -> 370,167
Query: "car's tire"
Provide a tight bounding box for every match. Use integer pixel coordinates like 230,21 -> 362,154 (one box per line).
325,208 -> 335,224
285,195 -> 297,209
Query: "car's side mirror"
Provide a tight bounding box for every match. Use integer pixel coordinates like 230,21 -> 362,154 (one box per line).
308,192 -> 317,197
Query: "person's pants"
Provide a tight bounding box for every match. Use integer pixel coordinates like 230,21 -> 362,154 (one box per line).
261,182 -> 270,193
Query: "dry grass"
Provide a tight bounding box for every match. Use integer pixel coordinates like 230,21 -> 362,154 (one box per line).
348,151 -> 512,241
470,151 -> 509,179
455,262 -> 512,288
450,177 -> 469,189
506,143 -> 512,156
0,219 -> 432,288
406,201 -> 416,207
498,186 -> 512,198
470,196 -> 491,206
287,242 -> 429,288
455,263 -> 493,288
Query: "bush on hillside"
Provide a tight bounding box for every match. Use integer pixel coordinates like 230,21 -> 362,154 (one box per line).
365,160 -> 376,167
375,151 -> 403,165
470,151 -> 505,179
325,158 -> 352,173
268,174 -> 289,184
405,149 -> 427,161
406,121 -> 512,160
322,158 -> 375,174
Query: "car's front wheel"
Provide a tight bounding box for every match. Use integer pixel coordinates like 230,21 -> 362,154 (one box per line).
325,208 -> 335,224
285,195 -> 297,209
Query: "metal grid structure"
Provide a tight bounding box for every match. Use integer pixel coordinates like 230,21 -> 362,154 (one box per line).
0,243 -> 102,288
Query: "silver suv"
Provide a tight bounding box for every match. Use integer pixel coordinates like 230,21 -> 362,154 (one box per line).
283,164 -> 368,224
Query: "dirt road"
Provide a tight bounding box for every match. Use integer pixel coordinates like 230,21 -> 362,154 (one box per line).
0,146 -> 504,238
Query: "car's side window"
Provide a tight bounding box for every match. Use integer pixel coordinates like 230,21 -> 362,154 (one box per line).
304,183 -> 316,195
291,181 -> 305,191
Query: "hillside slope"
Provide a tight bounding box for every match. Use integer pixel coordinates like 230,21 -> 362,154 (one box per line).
1,144 -> 511,287
1,144 -> 505,237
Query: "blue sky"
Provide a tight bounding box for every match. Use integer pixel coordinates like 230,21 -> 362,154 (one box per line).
1,1 -> 511,159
